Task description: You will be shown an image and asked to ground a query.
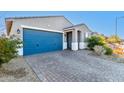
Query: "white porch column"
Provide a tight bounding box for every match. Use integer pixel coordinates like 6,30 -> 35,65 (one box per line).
85,32 -> 89,38
79,31 -> 85,49
63,32 -> 67,49
79,31 -> 89,49
71,30 -> 78,51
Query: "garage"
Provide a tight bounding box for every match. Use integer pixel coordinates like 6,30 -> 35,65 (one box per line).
23,28 -> 63,56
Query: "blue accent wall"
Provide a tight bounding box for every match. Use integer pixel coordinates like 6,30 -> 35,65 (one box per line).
23,28 -> 63,56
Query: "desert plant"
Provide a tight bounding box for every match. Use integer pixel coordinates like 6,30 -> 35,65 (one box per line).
93,45 -> 113,55
104,46 -> 113,55
86,35 -> 106,50
93,45 -> 106,55
107,35 -> 121,44
0,36 -> 22,66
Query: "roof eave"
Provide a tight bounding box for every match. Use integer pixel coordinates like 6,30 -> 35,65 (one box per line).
5,20 -> 13,36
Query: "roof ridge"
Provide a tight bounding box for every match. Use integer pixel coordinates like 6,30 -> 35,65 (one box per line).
63,23 -> 85,29
5,15 -> 65,19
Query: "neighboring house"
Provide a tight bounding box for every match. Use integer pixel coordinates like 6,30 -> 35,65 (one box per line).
5,16 -> 92,56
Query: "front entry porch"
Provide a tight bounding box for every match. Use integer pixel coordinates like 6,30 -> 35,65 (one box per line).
63,26 -> 89,51
67,32 -> 72,49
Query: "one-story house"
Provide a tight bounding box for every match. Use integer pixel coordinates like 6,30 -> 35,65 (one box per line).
5,16 -> 92,56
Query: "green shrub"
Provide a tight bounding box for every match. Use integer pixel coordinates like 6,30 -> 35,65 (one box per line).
0,36 -> 22,66
104,46 -> 113,55
86,35 -> 106,50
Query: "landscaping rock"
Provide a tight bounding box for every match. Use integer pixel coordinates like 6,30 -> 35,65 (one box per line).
0,57 -> 39,82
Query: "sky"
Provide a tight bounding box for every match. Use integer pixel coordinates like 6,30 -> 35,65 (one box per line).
0,11 -> 124,39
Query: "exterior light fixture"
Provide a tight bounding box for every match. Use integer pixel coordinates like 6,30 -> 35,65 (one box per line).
17,29 -> 20,34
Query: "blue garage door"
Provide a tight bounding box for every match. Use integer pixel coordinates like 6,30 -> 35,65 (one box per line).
23,28 -> 63,56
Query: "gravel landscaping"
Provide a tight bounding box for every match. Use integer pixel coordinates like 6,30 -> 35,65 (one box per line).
87,50 -> 124,63
0,57 -> 39,82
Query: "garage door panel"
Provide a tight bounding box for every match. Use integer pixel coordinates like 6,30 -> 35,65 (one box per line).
23,29 -> 63,56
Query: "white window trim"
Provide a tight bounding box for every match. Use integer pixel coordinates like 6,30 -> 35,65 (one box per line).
21,25 -> 64,33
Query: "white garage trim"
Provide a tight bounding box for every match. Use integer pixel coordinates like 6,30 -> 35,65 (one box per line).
21,25 -> 64,33
19,25 -> 64,56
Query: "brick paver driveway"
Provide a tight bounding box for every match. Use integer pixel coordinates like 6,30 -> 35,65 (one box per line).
25,50 -> 124,82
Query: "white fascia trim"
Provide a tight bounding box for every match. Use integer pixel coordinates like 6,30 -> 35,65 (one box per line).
21,25 -> 64,33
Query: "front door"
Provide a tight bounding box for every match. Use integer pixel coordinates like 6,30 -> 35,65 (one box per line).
67,32 -> 72,49
78,31 -> 80,49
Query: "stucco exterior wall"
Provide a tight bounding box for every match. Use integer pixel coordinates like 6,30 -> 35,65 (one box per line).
72,25 -> 91,42
75,25 -> 91,32
7,17 -> 94,55
63,24 -> 92,50
9,16 -> 73,39
8,16 -> 73,55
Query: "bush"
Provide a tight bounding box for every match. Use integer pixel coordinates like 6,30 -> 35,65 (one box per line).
107,35 -> 121,44
86,35 -> 106,50
0,36 -> 22,66
93,45 -> 106,55
104,46 -> 113,55
93,45 -> 113,55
